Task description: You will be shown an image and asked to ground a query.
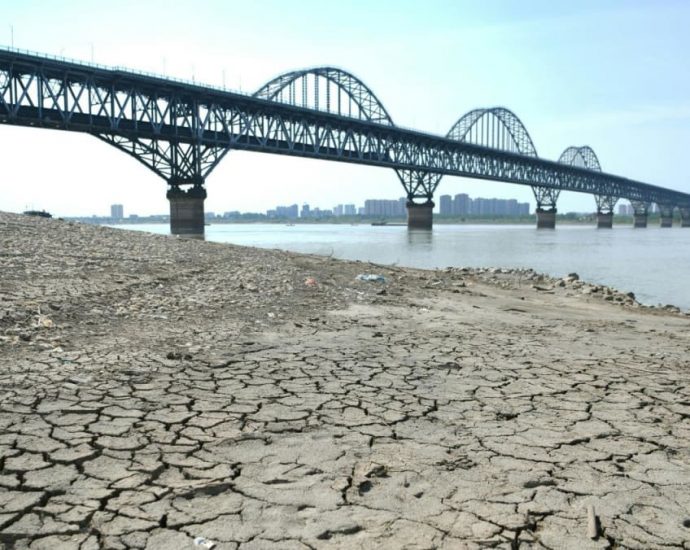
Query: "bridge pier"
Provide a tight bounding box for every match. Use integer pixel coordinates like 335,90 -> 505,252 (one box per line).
406,200 -> 434,230
630,201 -> 649,228
659,204 -> 674,228
596,212 -> 613,229
535,208 -> 557,229
532,186 -> 559,229
633,213 -> 648,228
167,184 -> 207,236
594,195 -> 617,229
680,207 -> 690,227
630,200 -> 649,229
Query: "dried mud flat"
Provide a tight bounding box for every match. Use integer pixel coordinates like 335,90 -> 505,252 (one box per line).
1,211 -> 690,550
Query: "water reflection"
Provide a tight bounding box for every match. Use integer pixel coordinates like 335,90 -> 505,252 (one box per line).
406,229 -> 433,247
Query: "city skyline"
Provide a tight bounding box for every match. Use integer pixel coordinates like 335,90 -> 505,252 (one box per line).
104,190 -> 657,221
2,2 -> 688,217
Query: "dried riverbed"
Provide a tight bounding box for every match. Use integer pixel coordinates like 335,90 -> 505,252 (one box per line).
1,212 -> 690,549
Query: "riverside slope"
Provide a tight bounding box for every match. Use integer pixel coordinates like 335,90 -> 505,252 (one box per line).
1,212 -> 689,550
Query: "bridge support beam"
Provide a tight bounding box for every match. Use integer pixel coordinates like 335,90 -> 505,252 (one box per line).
659,204 -> 674,228
535,208 -> 557,229
167,184 -> 207,236
680,207 -> 690,228
406,200 -> 434,230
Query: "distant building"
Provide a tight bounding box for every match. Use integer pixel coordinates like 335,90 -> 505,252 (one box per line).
364,198 -> 406,217
271,204 -> 299,219
110,204 -> 124,219
439,195 -> 452,215
333,204 -> 344,217
453,193 -> 471,216
300,204 -> 311,218
618,204 -> 632,216
344,204 -> 356,216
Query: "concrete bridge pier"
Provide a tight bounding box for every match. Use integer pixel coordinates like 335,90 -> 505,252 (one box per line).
596,212 -> 614,229
167,183 -> 207,236
633,213 -> 648,228
406,200 -> 434,230
532,186 -> 560,229
535,208 -> 557,229
630,201 -> 649,228
659,204 -> 674,228
594,195 -> 617,229
680,207 -> 690,228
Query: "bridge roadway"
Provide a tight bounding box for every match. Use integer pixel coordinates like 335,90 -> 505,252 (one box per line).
1,47 -> 689,234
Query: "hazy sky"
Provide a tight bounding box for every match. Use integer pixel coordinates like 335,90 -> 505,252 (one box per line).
2,0 -> 689,216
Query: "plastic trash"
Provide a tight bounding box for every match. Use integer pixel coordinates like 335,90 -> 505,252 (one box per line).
356,273 -> 386,283
194,537 -> 216,549
304,277 -> 318,287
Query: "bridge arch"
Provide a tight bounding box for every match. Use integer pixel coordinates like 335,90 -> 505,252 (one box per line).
446,107 -> 538,156
254,67 -> 394,126
558,145 -> 602,171
560,146 -> 617,225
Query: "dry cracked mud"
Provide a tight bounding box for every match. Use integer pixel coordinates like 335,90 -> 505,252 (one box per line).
1,211 -> 690,549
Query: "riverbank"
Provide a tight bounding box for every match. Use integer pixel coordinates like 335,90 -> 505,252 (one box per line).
1,211 -> 689,549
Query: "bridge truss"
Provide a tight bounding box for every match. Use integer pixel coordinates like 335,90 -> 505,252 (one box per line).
1,48 -> 689,211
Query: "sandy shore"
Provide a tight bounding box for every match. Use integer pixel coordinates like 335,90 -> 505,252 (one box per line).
1,211 -> 689,550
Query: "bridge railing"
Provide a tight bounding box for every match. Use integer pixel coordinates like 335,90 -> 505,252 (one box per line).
0,44 -> 246,97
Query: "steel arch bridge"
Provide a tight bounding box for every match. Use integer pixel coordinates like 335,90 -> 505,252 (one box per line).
1,47 -> 689,233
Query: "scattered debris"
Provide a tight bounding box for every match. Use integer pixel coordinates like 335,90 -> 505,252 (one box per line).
194,537 -> 216,549
587,504 -> 599,539
356,273 -> 386,283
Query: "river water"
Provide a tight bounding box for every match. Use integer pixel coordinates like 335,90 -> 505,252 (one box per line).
113,223 -> 690,311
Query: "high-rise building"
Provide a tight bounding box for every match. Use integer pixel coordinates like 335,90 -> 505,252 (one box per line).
364,198 -> 406,217
268,205 -> 295,218
344,204 -> 356,216
333,204 -> 344,217
439,195 -> 452,215
301,204 -> 311,218
110,204 -> 124,219
453,194 -> 471,216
